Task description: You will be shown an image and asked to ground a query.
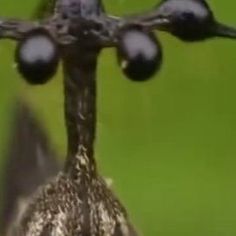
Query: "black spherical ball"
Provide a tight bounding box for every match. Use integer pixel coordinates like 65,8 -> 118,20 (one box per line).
117,27 -> 163,81
15,28 -> 60,85
155,0 -> 214,41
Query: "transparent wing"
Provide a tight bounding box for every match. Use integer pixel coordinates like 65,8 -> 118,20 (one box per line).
0,99 -> 60,235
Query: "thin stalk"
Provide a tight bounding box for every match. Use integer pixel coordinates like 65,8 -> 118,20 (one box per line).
62,45 -> 100,181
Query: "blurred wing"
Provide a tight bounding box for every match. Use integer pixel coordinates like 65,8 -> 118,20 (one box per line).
0,99 -> 60,235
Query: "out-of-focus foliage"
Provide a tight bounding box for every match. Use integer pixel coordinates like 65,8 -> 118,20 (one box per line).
1,0 -> 236,235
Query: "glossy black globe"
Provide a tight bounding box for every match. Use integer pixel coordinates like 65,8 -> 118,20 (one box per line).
15,28 -> 60,85
156,0 -> 213,41
156,0 -> 236,41
117,27 -> 162,81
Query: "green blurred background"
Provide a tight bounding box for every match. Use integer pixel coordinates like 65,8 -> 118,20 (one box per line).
1,0 -> 236,235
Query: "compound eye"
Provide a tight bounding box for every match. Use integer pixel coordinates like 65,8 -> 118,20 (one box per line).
15,28 -> 60,85
117,27 -> 163,81
180,11 -> 196,22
